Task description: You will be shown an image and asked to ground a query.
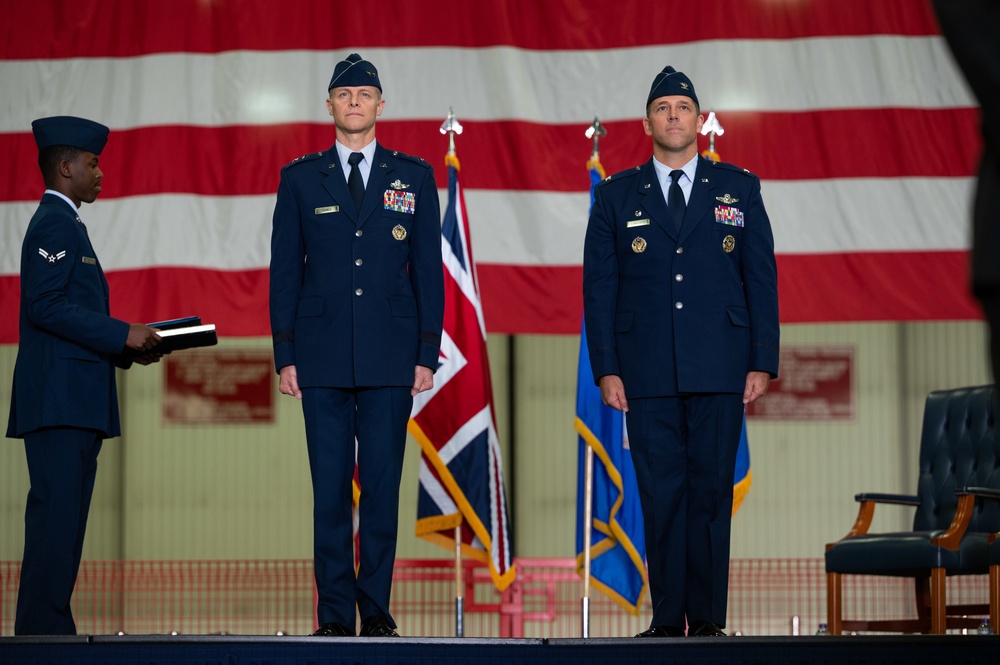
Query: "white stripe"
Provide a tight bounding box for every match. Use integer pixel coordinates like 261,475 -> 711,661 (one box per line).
445,178 -> 488,336
0,36 -> 971,132
417,457 -> 458,516
765,177 -> 974,254
437,407 -> 494,466
0,194 -> 275,273
0,178 -> 973,275
411,330 -> 466,418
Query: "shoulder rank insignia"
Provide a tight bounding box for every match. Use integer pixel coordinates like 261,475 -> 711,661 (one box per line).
38,248 -> 66,264
716,194 -> 739,204
389,179 -> 410,190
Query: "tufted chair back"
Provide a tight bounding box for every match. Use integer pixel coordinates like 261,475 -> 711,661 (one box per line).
913,385 -> 1000,533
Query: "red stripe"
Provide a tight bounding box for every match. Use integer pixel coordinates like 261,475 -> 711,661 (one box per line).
776,251 -> 982,323
0,268 -> 269,345
1,1 -> 940,60
0,252 -> 982,344
0,109 -> 979,202
476,251 -> 983,334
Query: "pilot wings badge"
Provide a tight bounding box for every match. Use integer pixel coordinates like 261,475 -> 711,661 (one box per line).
38,248 -> 66,264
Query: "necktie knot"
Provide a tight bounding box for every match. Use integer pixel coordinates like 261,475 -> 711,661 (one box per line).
670,169 -> 683,185
347,152 -> 365,213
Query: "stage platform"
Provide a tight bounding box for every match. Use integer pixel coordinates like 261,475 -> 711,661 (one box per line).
1,634 -> 997,665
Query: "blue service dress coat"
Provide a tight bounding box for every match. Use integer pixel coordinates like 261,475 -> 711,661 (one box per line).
7,193 -> 130,439
584,155 -> 779,396
269,141 -> 443,629
269,142 -> 444,385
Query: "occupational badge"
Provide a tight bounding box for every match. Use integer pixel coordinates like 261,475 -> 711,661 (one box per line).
392,224 -> 407,240
716,193 -> 739,204
388,179 -> 410,190
383,189 -> 416,214
632,237 -> 647,253
722,235 -> 736,253
714,205 -> 745,227
38,248 -> 66,264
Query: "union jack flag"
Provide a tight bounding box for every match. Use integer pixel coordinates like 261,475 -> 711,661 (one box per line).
408,152 -> 515,590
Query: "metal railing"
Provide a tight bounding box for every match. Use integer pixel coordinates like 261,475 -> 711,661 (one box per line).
0,558 -> 989,637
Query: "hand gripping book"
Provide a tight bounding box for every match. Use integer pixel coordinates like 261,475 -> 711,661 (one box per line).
125,316 -> 218,356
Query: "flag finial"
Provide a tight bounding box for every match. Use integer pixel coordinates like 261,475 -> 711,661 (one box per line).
585,115 -> 607,160
699,111 -> 725,162
440,107 -> 464,155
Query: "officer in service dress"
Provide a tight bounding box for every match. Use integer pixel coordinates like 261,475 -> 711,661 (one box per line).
583,66 -> 779,637
7,116 -> 162,635
269,53 -> 444,637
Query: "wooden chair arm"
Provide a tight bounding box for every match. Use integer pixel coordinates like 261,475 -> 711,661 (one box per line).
854,492 -> 921,506
957,486 -> 1000,501
847,493 -> 921,538
956,486 -> 1000,544
825,493 -> 923,550
931,493 -> 977,550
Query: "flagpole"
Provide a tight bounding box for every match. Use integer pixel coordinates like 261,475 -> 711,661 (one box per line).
582,443 -> 594,638
580,116 -> 607,639
454,525 -> 464,637
440,107 -> 466,638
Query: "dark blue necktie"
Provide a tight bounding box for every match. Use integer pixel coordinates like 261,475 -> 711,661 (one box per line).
669,169 -> 685,233
347,152 -> 365,213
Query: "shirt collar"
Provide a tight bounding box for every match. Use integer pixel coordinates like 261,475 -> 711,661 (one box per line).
44,189 -> 80,214
651,153 -> 699,187
335,139 -> 377,172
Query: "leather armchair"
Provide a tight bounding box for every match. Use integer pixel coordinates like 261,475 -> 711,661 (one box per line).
824,386 -> 999,634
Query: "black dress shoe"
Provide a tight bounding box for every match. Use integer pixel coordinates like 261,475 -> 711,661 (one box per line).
636,625 -> 686,637
360,615 -> 399,637
688,621 -> 726,637
312,622 -> 353,637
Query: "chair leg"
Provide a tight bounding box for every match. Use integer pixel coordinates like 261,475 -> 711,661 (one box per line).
929,568 -> 946,634
827,571 -> 843,635
914,576 -> 930,619
991,564 -> 999,634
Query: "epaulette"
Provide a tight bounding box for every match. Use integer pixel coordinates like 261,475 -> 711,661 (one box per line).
281,151 -> 325,171
710,160 -> 756,179
599,165 -> 644,186
388,150 -> 432,168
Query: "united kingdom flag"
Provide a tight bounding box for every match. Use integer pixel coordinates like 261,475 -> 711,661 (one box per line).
408,150 -> 515,591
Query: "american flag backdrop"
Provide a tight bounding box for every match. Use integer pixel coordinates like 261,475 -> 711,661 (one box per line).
0,1 -> 982,344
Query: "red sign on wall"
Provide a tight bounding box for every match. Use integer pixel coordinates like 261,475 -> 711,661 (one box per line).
164,349 -> 274,424
745,345 -> 854,421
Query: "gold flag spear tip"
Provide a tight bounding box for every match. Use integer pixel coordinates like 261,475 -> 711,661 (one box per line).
440,107 -> 464,155
700,111 -> 724,163
585,115 -> 607,160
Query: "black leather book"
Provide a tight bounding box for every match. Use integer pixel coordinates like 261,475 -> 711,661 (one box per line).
152,323 -> 218,353
122,318 -> 217,358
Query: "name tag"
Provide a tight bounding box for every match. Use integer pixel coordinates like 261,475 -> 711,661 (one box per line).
315,205 -> 340,215
627,219 -> 650,228
82,257 -> 97,265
